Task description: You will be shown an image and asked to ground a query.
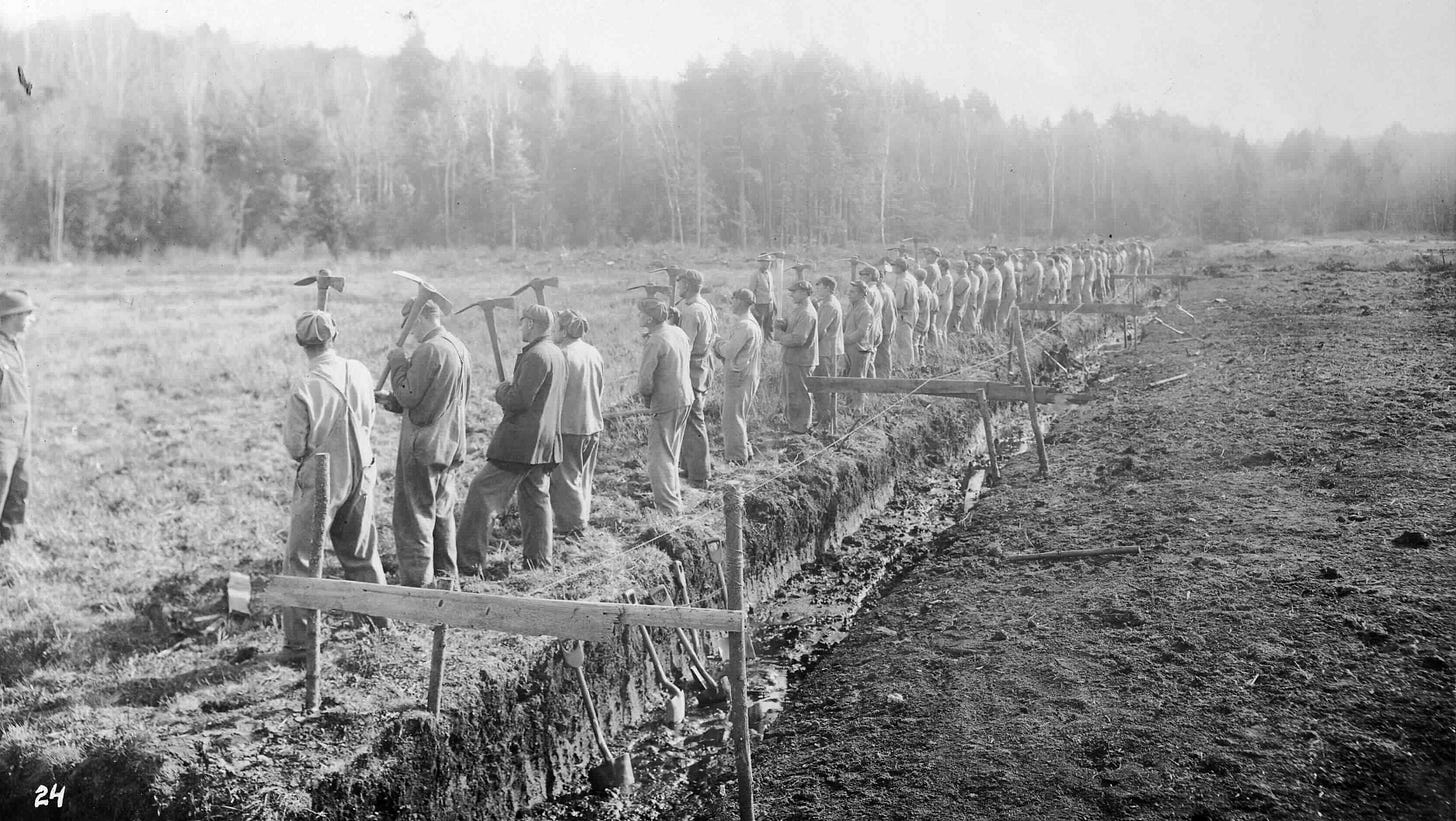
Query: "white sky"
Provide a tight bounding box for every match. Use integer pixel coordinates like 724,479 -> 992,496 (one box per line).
4,0 -> 1454,141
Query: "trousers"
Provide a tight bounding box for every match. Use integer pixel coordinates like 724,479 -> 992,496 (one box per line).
459,462 -> 555,570
393,454 -> 460,588
549,433 -> 599,532
782,362 -> 813,433
647,406 -> 690,514
0,438 -> 28,543
680,386 -> 710,485
721,370 -> 757,463
812,355 -> 840,425
843,349 -> 871,409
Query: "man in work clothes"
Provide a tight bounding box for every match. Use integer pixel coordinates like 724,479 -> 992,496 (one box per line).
675,269 -> 715,489
866,265 -> 896,379
748,254 -> 777,339
811,275 -> 843,428
458,304 -> 565,572
841,281 -> 877,411
378,299 -> 471,588
711,288 -> 763,464
637,299 -> 693,514
0,291 -> 36,546
775,280 -> 818,434
549,309 -> 603,537
281,311 -> 389,662
890,258 -> 918,371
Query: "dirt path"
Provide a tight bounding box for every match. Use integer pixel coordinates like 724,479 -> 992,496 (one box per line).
750,264 -> 1455,820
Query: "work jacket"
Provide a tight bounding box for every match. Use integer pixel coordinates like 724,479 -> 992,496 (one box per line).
815,294 -> 844,358
876,282 -> 898,339
488,336 -> 565,466
557,338 -> 605,437
284,351 -> 374,505
776,301 -> 818,366
676,295 -> 716,392
713,314 -> 763,382
843,299 -> 877,353
392,327 -> 471,468
638,323 -> 693,413
0,332 -> 29,447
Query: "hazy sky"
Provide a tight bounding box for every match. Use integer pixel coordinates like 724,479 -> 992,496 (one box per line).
4,0 -> 1454,141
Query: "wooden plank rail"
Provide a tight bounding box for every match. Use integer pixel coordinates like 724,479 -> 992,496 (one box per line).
1021,302 -> 1148,316
804,376 -> 1058,404
257,576 -> 745,642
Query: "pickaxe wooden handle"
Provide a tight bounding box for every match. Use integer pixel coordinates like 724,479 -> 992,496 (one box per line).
294,269 -> 345,311
627,283 -> 674,300
376,270 -> 453,391
455,296 -> 514,381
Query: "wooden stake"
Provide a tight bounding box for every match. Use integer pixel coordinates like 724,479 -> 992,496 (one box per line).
1149,372 -> 1189,388
724,483 -> 755,821
1009,306 -> 1049,478
427,624 -> 447,716
304,453 -> 329,714
1005,545 -> 1140,562
975,388 -> 1000,485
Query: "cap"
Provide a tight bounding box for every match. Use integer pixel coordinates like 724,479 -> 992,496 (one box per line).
295,310 -> 337,345
815,275 -> 837,290
889,258 -> 908,270
952,259 -> 969,271
857,265 -> 879,279
848,280 -> 867,295
637,298 -> 670,323
402,298 -> 444,318
557,308 -> 589,338
925,246 -> 942,258
788,280 -> 812,293
677,268 -> 704,287
521,303 -> 554,328
730,287 -> 754,305
0,290 -> 35,317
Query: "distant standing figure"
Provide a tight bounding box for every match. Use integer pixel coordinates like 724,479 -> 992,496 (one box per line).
890,258 -> 918,370
866,266 -> 896,379
549,309 -> 604,536
0,291 -> 35,546
748,254 -> 777,339
811,276 -> 843,428
378,299 -> 472,587
712,289 -> 763,464
457,304 -> 565,572
282,311 -> 388,661
841,281 -> 876,410
775,280 -> 818,434
675,269 -> 715,489
637,299 -> 693,514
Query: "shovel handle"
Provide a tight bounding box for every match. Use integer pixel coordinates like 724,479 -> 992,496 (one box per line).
573,666 -> 614,761
484,315 -> 507,382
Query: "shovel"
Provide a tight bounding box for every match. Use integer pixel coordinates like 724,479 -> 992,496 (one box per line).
563,641 -> 634,791
648,586 -> 728,705
672,560 -> 710,662
624,590 -> 685,726
706,540 -> 756,661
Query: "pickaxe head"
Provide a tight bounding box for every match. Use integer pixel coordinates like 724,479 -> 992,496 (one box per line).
456,296 -> 516,317
510,276 -> 560,305
627,283 -> 675,300
294,268 -> 345,310
392,269 -> 453,322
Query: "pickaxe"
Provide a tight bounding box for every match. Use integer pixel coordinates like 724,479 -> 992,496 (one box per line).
647,266 -> 685,296
900,236 -> 929,260
511,276 -> 559,305
376,270 -> 454,391
626,283 -> 674,300
455,296 -> 516,381
293,268 -> 345,310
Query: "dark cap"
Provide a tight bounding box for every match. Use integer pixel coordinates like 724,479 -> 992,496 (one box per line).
788,280 -> 812,293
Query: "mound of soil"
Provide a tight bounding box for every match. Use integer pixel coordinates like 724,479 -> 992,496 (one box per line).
747,265 -> 1454,819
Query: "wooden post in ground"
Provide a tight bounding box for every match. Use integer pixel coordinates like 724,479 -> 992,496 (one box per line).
427,575 -> 456,715
1009,307 -> 1050,478
723,483 -> 755,821
304,453 -> 329,713
975,388 -> 1000,485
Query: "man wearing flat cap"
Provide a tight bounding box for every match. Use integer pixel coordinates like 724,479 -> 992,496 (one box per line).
458,304 -> 565,572
775,280 -> 818,434
379,298 -> 471,587
748,255 -> 777,339
281,311 -> 389,660
712,288 -> 763,464
0,290 -> 36,547
811,275 -> 843,428
637,298 -> 693,514
675,268 -> 715,489
890,258 -> 919,370
549,309 -> 603,536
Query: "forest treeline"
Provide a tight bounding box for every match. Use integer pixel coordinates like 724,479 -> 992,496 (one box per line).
2,15 -> 1453,261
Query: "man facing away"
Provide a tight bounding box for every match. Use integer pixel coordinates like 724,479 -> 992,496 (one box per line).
549,309 -> 603,538
675,269 -> 715,489
841,280 -> 877,411
458,304 -> 565,572
774,280 -> 818,434
865,265 -> 896,380
377,299 -> 471,588
637,298 -> 693,514
748,254 -> 777,339
281,311 -> 389,663
711,288 -> 763,464
0,290 -> 35,547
